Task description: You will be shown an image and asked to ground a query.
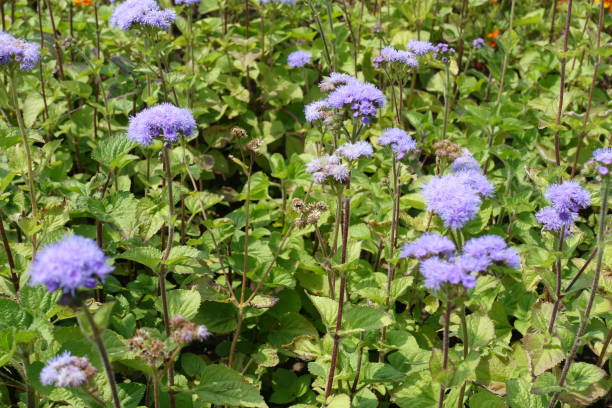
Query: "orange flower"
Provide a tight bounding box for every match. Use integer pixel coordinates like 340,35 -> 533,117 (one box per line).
486,28 -> 501,48
72,0 -> 93,6
595,0 -> 612,12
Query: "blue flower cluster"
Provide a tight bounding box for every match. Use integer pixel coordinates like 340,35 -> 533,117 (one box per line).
287,50 -> 311,68
336,141 -> 373,161
406,40 -> 435,56
110,0 -> 176,31
590,147 -> 612,176
372,45 -> 418,69
472,38 -> 485,49
128,103 -> 196,146
536,181 -> 590,232
401,233 -> 519,291
40,352 -> 97,387
175,0 -> 201,4
306,155 -> 350,184
29,235 -> 114,294
0,31 -> 40,71
432,42 -> 455,62
378,128 -> 417,159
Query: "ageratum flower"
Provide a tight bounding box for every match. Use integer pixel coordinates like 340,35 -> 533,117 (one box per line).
422,174 -> 483,229
40,352 -> 97,387
400,233 -> 456,260
419,257 -> 475,290
335,141 -> 373,161
110,0 -> 176,30
590,147 -> 612,176
454,171 -> 494,198
433,42 -> 455,62
29,235 -> 114,294
545,181 -> 590,214
451,151 -> 481,173
407,40 -> 434,56
372,46 -> 418,68
128,103 -> 196,146
306,155 -> 349,184
536,206 -> 578,232
472,38 -> 485,49
458,235 -> 520,273
287,50 -> 311,67
0,31 -> 40,71
304,100 -> 331,122
175,0 -> 201,4
319,72 -> 358,92
170,315 -> 210,344
378,128 -> 417,159
326,78 -> 385,125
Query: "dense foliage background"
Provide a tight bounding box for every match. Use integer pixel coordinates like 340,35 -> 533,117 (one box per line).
0,0 -> 610,407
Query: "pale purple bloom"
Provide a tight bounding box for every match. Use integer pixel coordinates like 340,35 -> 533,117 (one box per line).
175,0 -> 200,4
472,38 -> 485,49
319,72 -> 358,91
0,31 -> 40,71
29,235 -> 114,294
420,257 -> 476,290
454,171 -> 495,198
41,352 -> 96,387
433,42 -> 455,62
326,79 -> 385,125
128,103 -> 196,146
545,181 -> 590,214
536,206 -> 577,232
197,325 -> 210,340
407,40 -> 434,56
451,151 -> 481,173
378,128 -> 417,159
459,235 -> 520,272
287,50 -> 311,68
422,174 -> 482,229
306,155 -> 349,184
400,233 -> 455,260
373,46 -> 418,68
110,0 -> 176,30
335,141 -> 373,161
591,147 -> 612,176
304,100 -> 330,122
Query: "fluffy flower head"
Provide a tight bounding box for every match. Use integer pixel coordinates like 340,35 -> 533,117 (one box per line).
40,352 -> 97,387
472,38 -> 485,49
0,31 -> 40,71
422,174 -> 483,229
378,128 -> 417,159
407,40 -> 434,56
304,100 -> 331,122
29,235 -> 114,294
454,171 -> 494,198
128,103 -> 196,146
420,257 -> 475,290
287,50 -> 311,67
451,151 -> 481,173
110,0 -> 176,30
326,79 -> 385,125
306,155 -> 349,184
335,141 -> 373,161
545,181 -> 590,214
400,233 -> 455,260
536,206 -> 577,232
459,235 -> 520,272
373,46 -> 418,68
591,147 -> 612,175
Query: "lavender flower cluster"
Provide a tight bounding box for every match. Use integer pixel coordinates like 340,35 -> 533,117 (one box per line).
588,147 -> 612,176
306,141 -> 373,184
0,31 -> 40,71
110,0 -> 176,31
40,352 -> 97,387
378,128 -> 417,159
306,73 -> 385,125
127,103 -> 196,146
401,233 -> 519,290
287,50 -> 311,68
432,42 -> 455,62
373,46 -> 418,69
422,151 -> 493,229
175,0 -> 201,5
536,181 -> 590,232
29,235 -> 114,294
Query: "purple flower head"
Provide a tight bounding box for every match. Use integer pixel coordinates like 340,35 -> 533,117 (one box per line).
29,235 -> 114,294
304,100 -> 331,122
472,38 -> 485,49
407,40 -> 434,56
378,128 -> 417,159
451,151 -> 481,173
420,257 -> 476,290
591,147 -> 612,176
0,31 -> 40,71
433,42 -> 455,62
306,155 -> 349,184
319,72 -> 358,92
288,50 -> 311,68
326,79 -> 385,125
335,141 -> 373,161
400,233 -> 456,260
459,235 -> 520,273
545,181 -> 590,214
454,171 -> 495,198
422,174 -> 483,229
128,103 -> 196,146
536,206 -> 577,232
40,352 -> 97,387
110,0 -> 176,30
197,325 -> 210,340
175,0 -> 201,4
373,46 -> 418,68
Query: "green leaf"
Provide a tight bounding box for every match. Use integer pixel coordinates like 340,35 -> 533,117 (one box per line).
267,312 -> 318,347
164,245 -> 201,266
327,394 -> 351,408
117,247 -> 163,270
462,314 -> 495,350
157,289 -> 201,320
118,382 -> 146,408
0,328 -> 16,367
341,305 -> 393,334
308,295 -> 338,329
506,376 -> 547,408
523,333 -> 565,376
564,362 -> 606,392
0,299 -> 31,330
194,365 -> 267,407
91,134 -> 137,168
532,372 -> 563,394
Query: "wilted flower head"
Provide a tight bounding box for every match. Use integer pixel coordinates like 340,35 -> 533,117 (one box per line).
373,46 -> 418,68
29,235 -> 114,294
306,155 -> 349,184
545,181 -> 590,214
110,0 -> 176,30
335,141 -> 373,161
590,147 -> 612,176
407,40 -> 434,56
400,233 -> 455,260
127,329 -> 168,366
451,151 -> 481,173
472,38 -> 485,49
458,235 -> 520,273
293,200 -> 328,228
0,31 -> 40,71
40,352 -> 97,387
128,103 -> 196,146
434,139 -> 463,160
170,315 -> 210,344
378,128 -> 417,159
287,50 -> 311,67
422,174 -> 484,229
420,257 -> 475,290
536,206 -> 577,232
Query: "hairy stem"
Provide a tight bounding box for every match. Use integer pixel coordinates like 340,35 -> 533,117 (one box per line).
437,301 -> 453,408
0,217 -> 18,292
548,226 -> 566,334
457,307 -> 469,408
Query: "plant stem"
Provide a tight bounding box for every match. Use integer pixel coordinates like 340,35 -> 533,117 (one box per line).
35,0 -> 50,128
457,307 -> 469,408
552,0 -> 573,168
82,306 -> 122,408
325,0 -> 337,70
307,0 -> 334,72
548,0 -> 558,43
548,226 -> 566,334
597,327 -> 612,367
350,332 -> 365,394
324,181 -> 351,403
160,148 -> 176,408
549,175 -> 609,408
0,217 -> 18,292
441,64 -> 451,140
437,301 -> 452,408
